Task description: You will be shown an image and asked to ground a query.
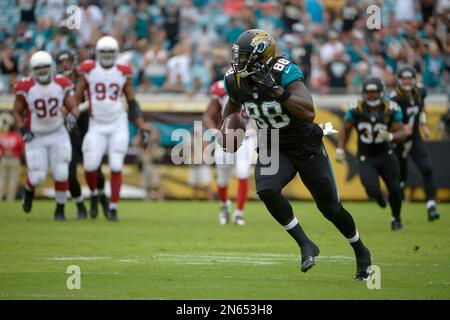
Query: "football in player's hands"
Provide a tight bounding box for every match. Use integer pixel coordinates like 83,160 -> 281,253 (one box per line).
219,112 -> 246,153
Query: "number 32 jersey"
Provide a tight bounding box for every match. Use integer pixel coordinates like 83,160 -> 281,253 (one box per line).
345,99 -> 403,156
77,60 -> 132,123
224,58 -> 323,157
15,75 -> 73,134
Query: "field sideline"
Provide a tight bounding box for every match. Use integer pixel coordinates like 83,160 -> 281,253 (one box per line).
0,200 -> 448,300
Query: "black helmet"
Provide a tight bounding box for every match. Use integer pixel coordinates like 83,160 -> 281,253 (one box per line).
55,50 -> 75,76
231,29 -> 277,82
362,76 -> 384,108
396,64 -> 416,91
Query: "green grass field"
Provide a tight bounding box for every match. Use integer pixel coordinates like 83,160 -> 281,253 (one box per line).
0,200 -> 448,300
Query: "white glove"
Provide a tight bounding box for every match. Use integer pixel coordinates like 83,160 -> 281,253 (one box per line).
378,129 -> 394,142
319,122 -> 339,136
336,148 -> 346,163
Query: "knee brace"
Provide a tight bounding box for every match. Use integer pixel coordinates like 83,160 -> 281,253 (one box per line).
257,188 -> 294,225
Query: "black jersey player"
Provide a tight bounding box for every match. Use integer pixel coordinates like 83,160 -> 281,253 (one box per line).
337,77 -> 408,231
55,50 -> 109,220
388,65 -> 440,221
222,29 -> 372,280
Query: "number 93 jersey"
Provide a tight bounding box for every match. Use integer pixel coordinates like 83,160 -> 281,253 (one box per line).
345,99 -> 403,156
15,75 -> 73,135
77,60 -> 132,123
224,58 -> 323,157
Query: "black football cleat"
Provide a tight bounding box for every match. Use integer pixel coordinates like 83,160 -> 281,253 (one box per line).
107,208 -> 118,221
391,219 -> 404,231
75,202 -> 87,220
99,193 -> 110,219
22,189 -> 34,213
355,247 -> 372,281
300,242 -> 320,273
428,206 -> 440,222
54,204 -> 67,221
89,195 -> 99,219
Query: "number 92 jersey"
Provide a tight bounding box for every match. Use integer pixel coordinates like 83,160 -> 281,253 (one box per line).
77,60 -> 132,123
15,75 -> 73,135
224,58 -> 323,157
345,99 -> 403,156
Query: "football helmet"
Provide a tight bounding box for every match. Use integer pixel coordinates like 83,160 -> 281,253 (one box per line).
231,29 -> 277,82
362,76 -> 384,108
396,64 -> 416,92
30,51 -> 53,84
55,50 -> 75,77
96,36 -> 119,68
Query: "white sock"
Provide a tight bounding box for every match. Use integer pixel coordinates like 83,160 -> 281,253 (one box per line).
55,191 -> 67,205
91,189 -> 99,196
427,200 -> 436,209
75,195 -> 84,204
234,209 -> 244,216
283,217 -> 298,231
347,230 -> 360,243
109,202 -> 118,210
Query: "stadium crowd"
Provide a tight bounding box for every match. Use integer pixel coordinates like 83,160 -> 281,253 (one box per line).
0,0 -> 449,95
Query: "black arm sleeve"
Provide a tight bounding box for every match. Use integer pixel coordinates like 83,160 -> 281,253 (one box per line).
128,98 -> 142,121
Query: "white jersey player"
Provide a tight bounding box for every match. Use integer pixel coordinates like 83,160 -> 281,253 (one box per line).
203,80 -> 257,225
13,51 -> 79,221
75,36 -> 149,221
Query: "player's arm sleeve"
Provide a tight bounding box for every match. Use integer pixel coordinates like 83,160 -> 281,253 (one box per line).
344,109 -> 355,123
392,107 -> 403,123
127,98 -> 142,121
281,63 -> 304,89
223,77 -> 238,104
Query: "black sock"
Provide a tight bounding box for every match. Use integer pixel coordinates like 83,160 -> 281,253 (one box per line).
56,203 -> 65,211
350,237 -> 367,257
389,192 -> 402,221
285,220 -> 312,248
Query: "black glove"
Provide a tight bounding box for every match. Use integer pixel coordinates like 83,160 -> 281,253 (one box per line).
251,61 -> 279,94
64,113 -> 78,133
20,127 -> 34,143
140,129 -> 151,148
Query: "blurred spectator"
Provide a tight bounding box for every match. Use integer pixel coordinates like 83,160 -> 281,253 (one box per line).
143,39 -> 169,90
18,0 -> 36,24
139,125 -> 165,201
163,43 -> 191,93
326,49 -> 351,92
0,112 -> 24,201
422,41 -> 445,88
348,61 -> 370,93
0,44 -> 18,92
0,0 -> 447,95
161,1 -> 180,49
320,30 -> 345,64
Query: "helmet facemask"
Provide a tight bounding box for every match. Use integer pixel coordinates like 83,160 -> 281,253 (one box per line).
232,44 -> 258,78
363,84 -> 383,108
33,65 -> 52,84
398,71 -> 416,92
98,49 -> 117,68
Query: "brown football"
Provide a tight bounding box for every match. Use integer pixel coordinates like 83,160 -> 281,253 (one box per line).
219,112 -> 246,153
